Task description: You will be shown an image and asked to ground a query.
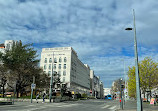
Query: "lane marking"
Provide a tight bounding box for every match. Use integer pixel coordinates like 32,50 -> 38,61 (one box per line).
101,105 -> 110,109
108,105 -> 117,109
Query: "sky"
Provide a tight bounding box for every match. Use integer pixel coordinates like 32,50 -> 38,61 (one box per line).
0,0 -> 158,88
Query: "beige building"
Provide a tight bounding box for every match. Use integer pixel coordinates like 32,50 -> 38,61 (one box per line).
40,47 -> 90,94
90,70 -> 103,98
0,40 -> 18,53
0,40 -> 18,64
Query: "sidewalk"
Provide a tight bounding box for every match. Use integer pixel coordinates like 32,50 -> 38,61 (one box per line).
116,100 -> 158,111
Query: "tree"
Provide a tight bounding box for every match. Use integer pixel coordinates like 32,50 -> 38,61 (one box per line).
36,71 -> 50,92
127,57 -> 158,98
111,78 -> 125,97
0,41 -> 49,98
127,66 -> 136,98
0,64 -> 8,97
52,72 -> 68,97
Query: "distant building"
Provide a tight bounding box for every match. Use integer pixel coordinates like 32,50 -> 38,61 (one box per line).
40,47 -> 90,95
104,88 -> 111,96
0,43 -> 5,54
0,40 -> 18,64
100,81 -> 104,99
90,70 -> 102,98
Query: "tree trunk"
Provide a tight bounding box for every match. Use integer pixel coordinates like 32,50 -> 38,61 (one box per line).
2,84 -> 5,98
16,88 -> 19,98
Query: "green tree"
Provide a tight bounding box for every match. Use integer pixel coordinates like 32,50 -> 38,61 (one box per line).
0,64 -> 8,97
127,66 -> 136,98
127,57 -> 158,98
0,41 -> 49,98
111,78 -> 125,97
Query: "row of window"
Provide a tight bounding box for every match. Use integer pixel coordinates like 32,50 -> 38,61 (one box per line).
46,71 -> 66,76
44,64 -> 66,70
44,57 -> 67,63
47,73 -> 66,82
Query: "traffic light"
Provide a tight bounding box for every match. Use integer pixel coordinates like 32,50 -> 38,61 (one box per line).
121,84 -> 124,89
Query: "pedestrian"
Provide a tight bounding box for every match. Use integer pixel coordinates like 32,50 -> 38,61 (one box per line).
42,93 -> 46,103
36,93 -> 39,103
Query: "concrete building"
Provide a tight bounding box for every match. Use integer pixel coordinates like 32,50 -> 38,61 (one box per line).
90,70 -> 94,96
4,40 -> 18,51
100,81 -> 104,99
93,75 -> 100,98
40,47 -> 90,95
0,40 -> 18,64
104,88 -> 111,96
89,70 -> 103,98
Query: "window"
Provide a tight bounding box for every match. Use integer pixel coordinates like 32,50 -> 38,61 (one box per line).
44,65 -> 47,70
64,57 -> 67,62
58,71 -> 61,76
59,57 -> 62,63
44,58 -> 47,63
63,77 -> 65,82
53,71 -> 57,74
58,64 -> 61,69
49,58 -> 52,63
63,71 -> 66,76
54,64 -> 56,69
6,44 -> 10,50
49,64 -> 51,70
64,64 -> 66,69
54,58 -> 57,63
48,71 -> 51,76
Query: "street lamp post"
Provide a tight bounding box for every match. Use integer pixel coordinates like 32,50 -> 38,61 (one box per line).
125,9 -> 142,111
49,52 -> 54,103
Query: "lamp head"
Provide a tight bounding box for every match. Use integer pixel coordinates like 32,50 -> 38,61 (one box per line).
125,28 -> 133,30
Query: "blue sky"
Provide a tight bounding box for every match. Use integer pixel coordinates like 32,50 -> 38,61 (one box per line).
0,0 -> 158,88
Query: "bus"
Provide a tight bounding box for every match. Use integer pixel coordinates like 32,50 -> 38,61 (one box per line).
105,95 -> 112,100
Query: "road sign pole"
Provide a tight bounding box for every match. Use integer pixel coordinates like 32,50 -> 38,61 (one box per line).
31,76 -> 35,103
31,88 -> 33,103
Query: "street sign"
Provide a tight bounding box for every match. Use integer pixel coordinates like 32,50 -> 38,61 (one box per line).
31,83 -> 36,89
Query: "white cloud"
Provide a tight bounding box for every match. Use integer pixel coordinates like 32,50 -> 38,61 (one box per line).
0,0 -> 158,87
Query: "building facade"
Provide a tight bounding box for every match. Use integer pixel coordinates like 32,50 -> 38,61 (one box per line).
100,82 -> 104,99
40,47 -> 90,95
104,88 -> 111,96
0,40 -> 18,64
90,70 -> 102,98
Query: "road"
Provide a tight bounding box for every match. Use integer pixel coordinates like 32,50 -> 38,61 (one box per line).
0,99 -> 119,111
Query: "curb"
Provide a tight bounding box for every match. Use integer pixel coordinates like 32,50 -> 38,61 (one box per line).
0,102 -> 13,105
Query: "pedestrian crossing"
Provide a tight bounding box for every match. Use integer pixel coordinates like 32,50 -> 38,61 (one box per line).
4,103 -> 80,111
101,104 -> 118,110
0,101 -> 119,111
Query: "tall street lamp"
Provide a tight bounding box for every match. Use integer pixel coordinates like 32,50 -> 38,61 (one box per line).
125,9 -> 142,111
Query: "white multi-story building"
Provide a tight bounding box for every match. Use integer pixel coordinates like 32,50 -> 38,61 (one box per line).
104,88 -> 111,96
0,40 -> 18,53
0,40 -> 18,64
40,47 -> 90,94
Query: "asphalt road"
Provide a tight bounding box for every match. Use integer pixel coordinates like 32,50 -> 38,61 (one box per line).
0,99 -> 119,111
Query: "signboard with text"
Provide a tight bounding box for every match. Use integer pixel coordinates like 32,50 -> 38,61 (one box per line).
31,84 -> 36,89
150,98 -> 155,104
